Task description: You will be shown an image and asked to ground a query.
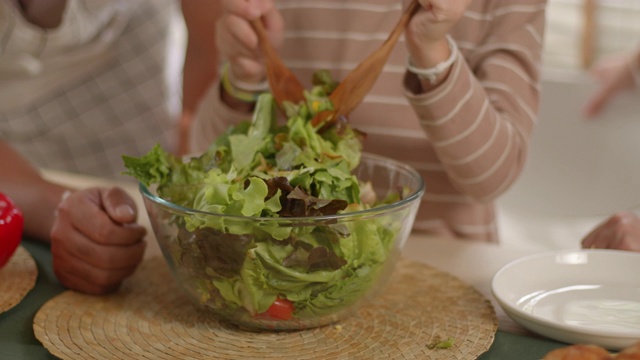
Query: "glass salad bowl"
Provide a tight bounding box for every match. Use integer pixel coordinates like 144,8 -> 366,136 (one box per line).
140,152 -> 424,330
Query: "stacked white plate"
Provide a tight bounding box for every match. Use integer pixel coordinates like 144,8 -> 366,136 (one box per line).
492,249 -> 640,350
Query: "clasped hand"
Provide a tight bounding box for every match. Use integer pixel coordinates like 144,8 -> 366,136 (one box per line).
51,187 -> 146,295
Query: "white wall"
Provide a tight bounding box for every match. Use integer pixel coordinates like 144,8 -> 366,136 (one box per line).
544,0 -> 640,70
497,70 -> 640,251
494,1 -> 640,252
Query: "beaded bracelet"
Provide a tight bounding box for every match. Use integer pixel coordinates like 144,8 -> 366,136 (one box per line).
406,35 -> 458,85
221,64 -> 269,103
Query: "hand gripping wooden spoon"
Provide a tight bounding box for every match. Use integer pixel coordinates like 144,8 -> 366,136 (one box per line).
250,18 -> 306,107
311,0 -> 421,126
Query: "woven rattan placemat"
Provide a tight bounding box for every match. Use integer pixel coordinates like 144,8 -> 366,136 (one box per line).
34,257 -> 497,359
0,246 -> 38,313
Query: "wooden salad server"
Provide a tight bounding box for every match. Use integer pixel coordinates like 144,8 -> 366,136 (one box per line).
311,0 -> 421,126
250,19 -> 306,107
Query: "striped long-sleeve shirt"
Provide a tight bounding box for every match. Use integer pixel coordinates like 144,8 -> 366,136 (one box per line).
191,0 -> 547,242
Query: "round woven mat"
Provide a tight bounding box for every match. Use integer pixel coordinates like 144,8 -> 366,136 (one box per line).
34,257 -> 497,360
0,245 -> 38,313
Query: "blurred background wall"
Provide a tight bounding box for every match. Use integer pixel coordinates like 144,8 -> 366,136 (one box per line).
544,0 -> 640,70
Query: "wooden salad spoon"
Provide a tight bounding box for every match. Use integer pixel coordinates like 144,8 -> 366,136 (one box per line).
250,19 -> 306,107
311,0 -> 421,126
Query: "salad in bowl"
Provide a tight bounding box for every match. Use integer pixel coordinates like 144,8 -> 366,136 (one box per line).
123,73 -> 424,330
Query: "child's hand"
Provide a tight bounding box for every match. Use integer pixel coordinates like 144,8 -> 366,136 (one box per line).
583,51 -> 639,118
217,0 -> 283,85
581,211 -> 640,252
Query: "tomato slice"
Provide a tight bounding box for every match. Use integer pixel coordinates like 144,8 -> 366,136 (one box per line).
260,297 -> 294,321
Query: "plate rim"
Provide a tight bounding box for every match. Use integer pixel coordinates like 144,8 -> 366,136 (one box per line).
491,248 -> 640,342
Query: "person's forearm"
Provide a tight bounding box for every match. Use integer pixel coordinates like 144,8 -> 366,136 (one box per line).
179,0 -> 223,155
0,142 -> 68,242
404,13 -> 544,202
182,42 -> 219,115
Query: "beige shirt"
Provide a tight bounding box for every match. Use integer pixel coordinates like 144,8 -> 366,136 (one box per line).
0,0 -> 183,178
191,0 -> 546,242
0,0 -> 129,112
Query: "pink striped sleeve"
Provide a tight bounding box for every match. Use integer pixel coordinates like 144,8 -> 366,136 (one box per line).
404,2 -> 545,202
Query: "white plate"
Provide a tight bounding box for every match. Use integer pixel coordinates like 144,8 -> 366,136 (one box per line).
491,249 -> 640,350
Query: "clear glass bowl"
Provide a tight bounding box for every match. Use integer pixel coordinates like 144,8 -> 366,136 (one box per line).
140,152 -> 424,330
